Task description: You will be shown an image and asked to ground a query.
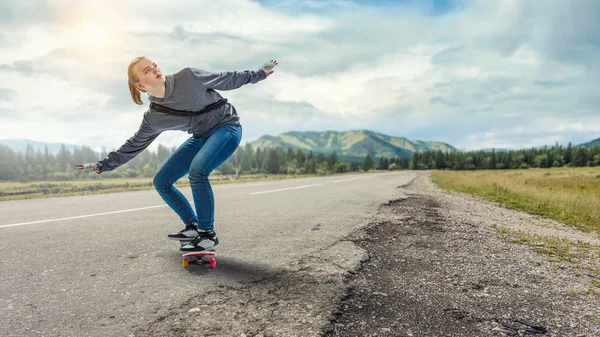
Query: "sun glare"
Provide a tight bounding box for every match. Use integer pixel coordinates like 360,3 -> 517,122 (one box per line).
77,24 -> 109,47
83,24 -> 108,40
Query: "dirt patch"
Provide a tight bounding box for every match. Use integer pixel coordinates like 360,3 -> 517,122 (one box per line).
133,241 -> 366,337
132,172 -> 599,336
326,172 -> 600,337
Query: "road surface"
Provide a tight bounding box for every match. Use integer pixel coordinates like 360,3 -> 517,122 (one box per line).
0,171 -> 415,337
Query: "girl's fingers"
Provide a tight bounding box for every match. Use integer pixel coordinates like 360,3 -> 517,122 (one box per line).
75,163 -> 99,171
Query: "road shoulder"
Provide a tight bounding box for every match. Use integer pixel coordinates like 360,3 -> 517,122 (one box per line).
327,171 -> 600,336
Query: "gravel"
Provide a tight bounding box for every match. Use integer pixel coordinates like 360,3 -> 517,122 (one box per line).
327,171 -> 600,337
134,171 -> 600,336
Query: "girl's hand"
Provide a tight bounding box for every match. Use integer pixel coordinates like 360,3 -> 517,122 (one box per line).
261,60 -> 278,77
75,163 -> 100,173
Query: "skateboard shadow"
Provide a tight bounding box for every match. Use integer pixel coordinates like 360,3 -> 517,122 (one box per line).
184,256 -> 280,282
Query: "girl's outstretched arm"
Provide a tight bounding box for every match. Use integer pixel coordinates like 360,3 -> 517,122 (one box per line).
190,60 -> 278,91
75,114 -> 161,174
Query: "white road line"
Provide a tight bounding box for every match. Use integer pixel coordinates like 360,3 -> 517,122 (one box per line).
250,184 -> 323,195
364,173 -> 393,178
333,177 -> 360,183
2,173 -> 396,228
0,205 -> 168,229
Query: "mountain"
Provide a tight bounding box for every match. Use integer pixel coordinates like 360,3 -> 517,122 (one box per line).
579,138 -> 600,148
248,130 -> 456,160
0,139 -> 82,154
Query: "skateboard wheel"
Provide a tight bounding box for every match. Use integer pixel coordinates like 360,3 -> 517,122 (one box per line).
182,258 -> 189,268
209,258 -> 216,268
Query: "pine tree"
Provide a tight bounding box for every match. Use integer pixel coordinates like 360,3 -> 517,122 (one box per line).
574,147 -> 588,167
327,152 -> 339,168
255,148 -> 263,171
286,148 -> 296,162
377,157 -> 385,170
296,149 -> 306,167
564,143 -> 573,165
262,148 -> 280,174
363,154 -> 374,171
57,144 -> 71,172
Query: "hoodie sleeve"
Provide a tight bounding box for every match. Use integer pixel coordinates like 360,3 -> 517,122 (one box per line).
96,114 -> 161,173
188,67 -> 267,91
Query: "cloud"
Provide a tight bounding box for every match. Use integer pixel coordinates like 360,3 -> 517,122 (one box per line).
430,96 -> 460,107
0,1 -> 58,28
533,80 -> 569,88
0,88 -> 16,101
459,115 -> 600,150
0,0 -> 598,152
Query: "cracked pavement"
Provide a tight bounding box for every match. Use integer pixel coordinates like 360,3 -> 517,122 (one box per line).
0,172 -> 414,336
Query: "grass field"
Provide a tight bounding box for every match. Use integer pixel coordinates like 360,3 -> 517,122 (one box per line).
431,167 -> 600,233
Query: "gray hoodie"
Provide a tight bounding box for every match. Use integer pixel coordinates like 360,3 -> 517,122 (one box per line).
96,67 -> 267,173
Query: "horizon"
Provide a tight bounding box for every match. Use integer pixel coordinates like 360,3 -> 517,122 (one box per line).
1,129 -> 597,155
1,0 -> 599,153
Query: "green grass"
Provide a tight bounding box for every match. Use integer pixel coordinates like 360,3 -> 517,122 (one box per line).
431,167 -> 600,233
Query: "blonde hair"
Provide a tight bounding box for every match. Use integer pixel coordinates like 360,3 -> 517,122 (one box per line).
127,56 -> 147,105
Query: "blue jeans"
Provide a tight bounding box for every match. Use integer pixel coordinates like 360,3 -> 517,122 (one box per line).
153,124 -> 242,231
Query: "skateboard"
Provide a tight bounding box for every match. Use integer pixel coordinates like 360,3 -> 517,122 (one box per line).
178,241 -> 217,268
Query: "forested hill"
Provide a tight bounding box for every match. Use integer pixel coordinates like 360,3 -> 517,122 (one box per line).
248,130 -> 455,161
580,138 -> 600,148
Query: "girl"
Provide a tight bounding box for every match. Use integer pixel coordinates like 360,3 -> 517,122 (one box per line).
76,57 -> 278,252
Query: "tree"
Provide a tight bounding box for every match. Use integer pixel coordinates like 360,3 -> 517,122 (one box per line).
377,157 -> 385,170
256,148 -> 264,171
286,148 -> 296,162
564,143 -> 573,165
262,148 -> 280,174
296,149 -> 306,167
232,147 -> 243,178
57,144 -> 71,172
363,154 -> 374,171
534,154 -> 549,168
334,162 -> 348,173
303,157 -> 316,174
243,143 -> 255,171
574,147 -> 588,167
241,146 -> 253,173
412,153 -> 421,170
156,144 -> 171,163
327,152 -> 339,169
489,150 -> 497,169
434,150 -> 446,169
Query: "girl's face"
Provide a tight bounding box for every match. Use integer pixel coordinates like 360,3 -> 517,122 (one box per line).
133,59 -> 165,91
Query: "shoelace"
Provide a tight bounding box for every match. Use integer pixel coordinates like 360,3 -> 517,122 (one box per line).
188,231 -> 213,246
179,226 -> 197,234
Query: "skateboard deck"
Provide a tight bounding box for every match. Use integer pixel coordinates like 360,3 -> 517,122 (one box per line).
178,241 -> 217,268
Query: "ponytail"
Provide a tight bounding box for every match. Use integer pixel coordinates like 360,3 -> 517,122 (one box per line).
128,80 -> 143,105
127,56 -> 147,105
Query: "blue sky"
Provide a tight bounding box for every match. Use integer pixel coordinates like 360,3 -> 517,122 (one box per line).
0,0 -> 598,152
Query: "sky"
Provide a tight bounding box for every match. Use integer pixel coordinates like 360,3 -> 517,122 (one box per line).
0,0 -> 599,152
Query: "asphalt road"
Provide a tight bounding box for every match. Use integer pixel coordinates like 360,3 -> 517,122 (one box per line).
0,171 -> 416,337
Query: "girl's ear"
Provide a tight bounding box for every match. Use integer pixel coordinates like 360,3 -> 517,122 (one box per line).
136,83 -> 145,90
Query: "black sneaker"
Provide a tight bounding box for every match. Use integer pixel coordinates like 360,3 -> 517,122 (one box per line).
168,222 -> 199,241
180,230 -> 219,252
